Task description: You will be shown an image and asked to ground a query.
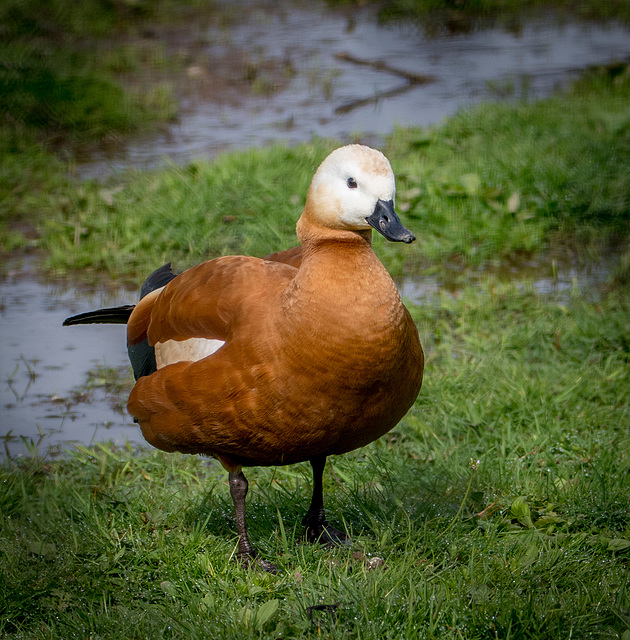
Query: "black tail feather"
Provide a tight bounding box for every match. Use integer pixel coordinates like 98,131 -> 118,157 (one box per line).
62,263 -> 177,327
63,263 -> 178,380
140,262 -> 177,299
129,263 -> 178,379
62,305 -> 136,326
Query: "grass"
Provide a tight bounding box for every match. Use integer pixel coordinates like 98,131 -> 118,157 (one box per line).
0,0 -> 192,142
2,283 -> 629,639
384,62 -> 630,273
0,0 -> 189,255
2,60 -> 625,284
1,3 -> 630,637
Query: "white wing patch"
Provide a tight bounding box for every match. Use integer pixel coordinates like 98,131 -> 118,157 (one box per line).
155,337 -> 225,368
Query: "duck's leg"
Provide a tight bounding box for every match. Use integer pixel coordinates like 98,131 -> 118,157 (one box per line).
302,455 -> 350,546
228,469 -> 277,573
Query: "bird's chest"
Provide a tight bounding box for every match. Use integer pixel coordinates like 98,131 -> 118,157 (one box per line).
279,287 -> 407,385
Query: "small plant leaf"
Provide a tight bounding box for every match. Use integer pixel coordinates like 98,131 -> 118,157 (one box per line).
255,599 -> 280,630
160,580 -> 178,596
520,543 -> 539,568
510,496 -> 534,529
239,604 -> 254,627
200,592 -> 215,611
607,538 -> 630,552
507,192 -> 520,213
28,541 -> 57,560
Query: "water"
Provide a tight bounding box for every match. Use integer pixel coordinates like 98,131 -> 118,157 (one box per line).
0,260 -> 146,458
3,3 -> 628,456
396,255 -> 615,304
79,3 -> 630,178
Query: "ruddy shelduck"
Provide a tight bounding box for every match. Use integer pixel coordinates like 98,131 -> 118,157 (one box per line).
64,144 -> 424,572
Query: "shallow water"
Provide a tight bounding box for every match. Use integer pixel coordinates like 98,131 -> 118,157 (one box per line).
79,3 -> 630,178
396,255 -> 614,303
3,3 -> 629,457
0,261 -> 146,458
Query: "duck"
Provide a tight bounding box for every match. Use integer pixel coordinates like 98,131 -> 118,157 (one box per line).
63,144 -> 424,572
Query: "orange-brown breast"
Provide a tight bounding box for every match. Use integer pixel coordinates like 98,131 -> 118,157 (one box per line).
127,238 -> 423,467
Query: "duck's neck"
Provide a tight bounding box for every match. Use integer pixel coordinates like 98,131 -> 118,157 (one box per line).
295,215 -> 377,282
283,215 -> 403,332
296,212 -> 373,250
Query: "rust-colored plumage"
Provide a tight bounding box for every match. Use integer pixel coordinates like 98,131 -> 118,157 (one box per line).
64,145 -> 424,571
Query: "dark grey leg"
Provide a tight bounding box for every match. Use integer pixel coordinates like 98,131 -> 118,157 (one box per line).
229,470 -> 277,573
302,456 -> 350,546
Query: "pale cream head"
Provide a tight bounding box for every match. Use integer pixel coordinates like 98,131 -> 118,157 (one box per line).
300,144 -> 396,235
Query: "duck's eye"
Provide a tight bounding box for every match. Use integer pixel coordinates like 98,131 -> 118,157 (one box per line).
347,177 -> 358,189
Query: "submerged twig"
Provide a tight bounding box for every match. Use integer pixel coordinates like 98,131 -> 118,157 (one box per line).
335,52 -> 435,84
335,84 -> 418,115
334,52 -> 436,114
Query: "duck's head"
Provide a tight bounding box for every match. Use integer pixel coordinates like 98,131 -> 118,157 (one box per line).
297,144 -> 415,245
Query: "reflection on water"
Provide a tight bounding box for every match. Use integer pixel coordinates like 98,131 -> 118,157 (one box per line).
396,255 -> 614,304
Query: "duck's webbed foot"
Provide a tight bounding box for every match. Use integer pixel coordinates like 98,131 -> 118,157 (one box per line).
303,511 -> 351,546
302,456 -> 351,547
229,469 -> 277,574
238,549 -> 278,574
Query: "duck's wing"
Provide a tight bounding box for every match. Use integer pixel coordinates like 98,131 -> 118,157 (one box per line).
126,255 -> 298,458
127,250 -> 303,350
127,255 -> 297,361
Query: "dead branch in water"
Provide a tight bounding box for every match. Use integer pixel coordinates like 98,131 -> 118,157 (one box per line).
335,84 -> 417,115
334,52 -> 436,85
333,51 -> 436,114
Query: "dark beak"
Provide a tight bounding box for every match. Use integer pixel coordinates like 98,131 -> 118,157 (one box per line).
365,199 -> 415,243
